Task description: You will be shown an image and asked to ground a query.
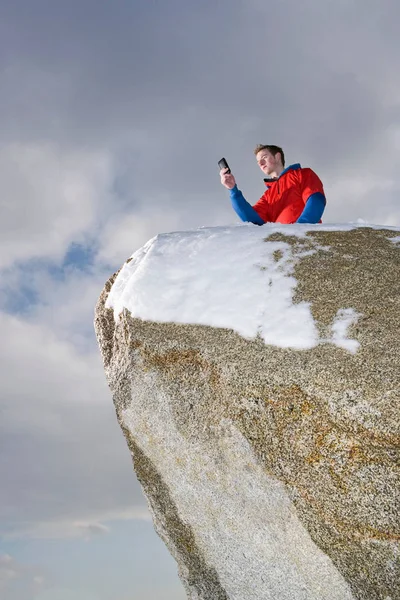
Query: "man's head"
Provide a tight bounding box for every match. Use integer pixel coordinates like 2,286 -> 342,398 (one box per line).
254,144 -> 285,177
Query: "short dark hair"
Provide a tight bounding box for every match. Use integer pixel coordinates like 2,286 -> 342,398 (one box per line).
254,144 -> 285,167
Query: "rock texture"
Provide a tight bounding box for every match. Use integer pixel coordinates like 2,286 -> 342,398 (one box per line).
94,227 -> 400,600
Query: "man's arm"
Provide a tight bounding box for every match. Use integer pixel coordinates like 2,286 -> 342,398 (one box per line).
296,192 -> 326,223
297,168 -> 326,223
230,185 -> 265,225
220,168 -> 265,225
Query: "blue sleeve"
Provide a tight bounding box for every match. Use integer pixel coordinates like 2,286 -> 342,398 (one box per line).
229,185 -> 265,225
296,192 -> 326,223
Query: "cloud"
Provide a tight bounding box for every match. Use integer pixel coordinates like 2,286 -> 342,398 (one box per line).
76,521 -> 110,541
0,554 -> 17,586
5,507 -> 152,541
0,554 -> 45,597
0,143 -> 114,269
0,310 -> 147,539
96,206 -> 185,265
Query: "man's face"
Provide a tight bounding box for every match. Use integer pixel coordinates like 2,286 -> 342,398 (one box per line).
256,149 -> 280,176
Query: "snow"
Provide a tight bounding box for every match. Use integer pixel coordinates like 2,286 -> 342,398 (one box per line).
105,222 -> 399,353
330,308 -> 362,354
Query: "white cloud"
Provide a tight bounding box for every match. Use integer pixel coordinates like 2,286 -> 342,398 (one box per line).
0,555 -> 18,586
96,206 -> 182,265
75,522 -> 110,540
325,171 -> 400,226
0,554 -> 45,596
6,507 -> 151,541
0,143 -> 114,269
0,310 -> 146,538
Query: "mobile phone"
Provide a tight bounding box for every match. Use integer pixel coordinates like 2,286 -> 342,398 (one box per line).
218,157 -> 231,174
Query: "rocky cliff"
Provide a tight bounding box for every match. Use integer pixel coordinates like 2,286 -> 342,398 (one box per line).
94,225 -> 400,600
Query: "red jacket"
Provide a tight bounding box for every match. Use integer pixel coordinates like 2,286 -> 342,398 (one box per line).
253,163 -> 325,224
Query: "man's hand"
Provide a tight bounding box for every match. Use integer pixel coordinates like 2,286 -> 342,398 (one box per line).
220,168 -> 236,190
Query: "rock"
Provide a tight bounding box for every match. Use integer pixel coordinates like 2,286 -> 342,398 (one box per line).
94,225 -> 400,600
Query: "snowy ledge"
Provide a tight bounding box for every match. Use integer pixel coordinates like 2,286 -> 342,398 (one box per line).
105,222 -> 399,353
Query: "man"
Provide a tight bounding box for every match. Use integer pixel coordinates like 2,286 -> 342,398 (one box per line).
220,144 -> 326,224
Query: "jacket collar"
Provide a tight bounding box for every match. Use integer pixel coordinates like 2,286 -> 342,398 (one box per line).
263,163 -> 301,184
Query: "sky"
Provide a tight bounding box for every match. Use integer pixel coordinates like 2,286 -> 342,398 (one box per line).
0,1 -> 399,599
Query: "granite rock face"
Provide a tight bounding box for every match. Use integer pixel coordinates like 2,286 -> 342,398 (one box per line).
94,227 -> 400,600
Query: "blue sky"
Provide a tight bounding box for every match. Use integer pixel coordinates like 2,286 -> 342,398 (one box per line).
1,520 -> 184,600
1,0 -> 399,598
